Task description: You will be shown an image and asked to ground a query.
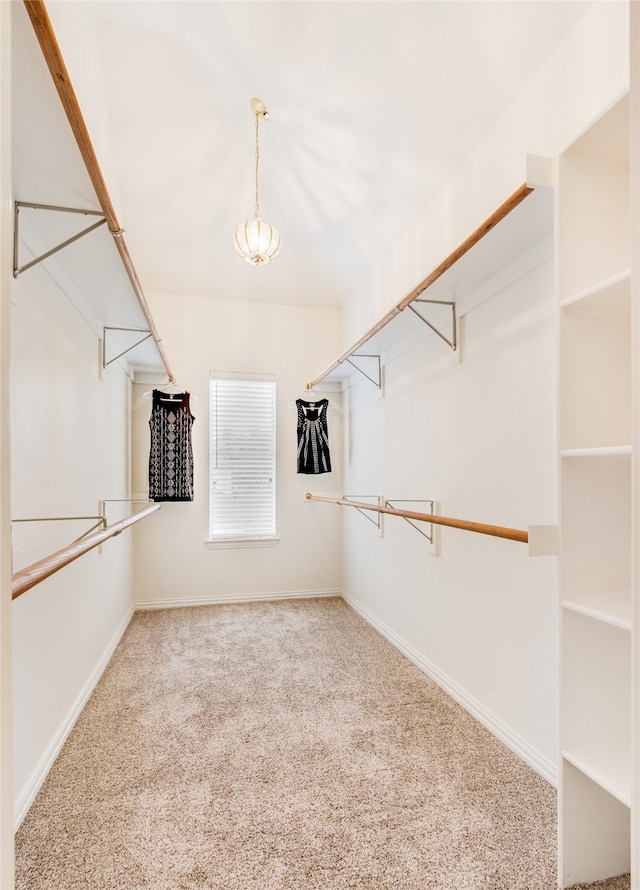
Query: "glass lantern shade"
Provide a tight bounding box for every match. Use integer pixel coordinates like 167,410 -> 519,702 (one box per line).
233,216 -> 281,265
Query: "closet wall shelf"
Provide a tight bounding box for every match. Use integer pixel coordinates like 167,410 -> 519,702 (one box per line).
306,182 -> 544,390
562,739 -> 631,808
562,590 -> 631,631
561,445 -> 631,458
559,268 -> 630,313
23,0 -> 175,384
11,502 -> 160,601
13,201 -> 107,277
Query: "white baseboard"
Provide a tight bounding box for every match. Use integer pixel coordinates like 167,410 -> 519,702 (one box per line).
342,590 -> 557,788
134,588 -> 342,611
13,606 -> 134,830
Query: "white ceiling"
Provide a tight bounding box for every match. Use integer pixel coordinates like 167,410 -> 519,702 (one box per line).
17,1 -> 592,311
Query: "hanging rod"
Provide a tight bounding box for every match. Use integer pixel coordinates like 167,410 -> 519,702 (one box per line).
23,0 -> 175,385
12,502 -> 160,601
306,183 -> 533,390
305,493 -> 528,544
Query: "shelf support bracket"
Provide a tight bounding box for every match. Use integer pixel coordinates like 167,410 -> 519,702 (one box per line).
102,327 -> 153,369
344,495 -> 384,532
407,299 -> 457,351
12,515 -> 107,544
385,500 -> 435,542
99,498 -> 153,521
13,201 -> 107,277
344,354 -> 382,389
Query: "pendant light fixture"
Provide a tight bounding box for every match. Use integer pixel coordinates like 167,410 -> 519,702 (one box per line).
233,98 -> 281,265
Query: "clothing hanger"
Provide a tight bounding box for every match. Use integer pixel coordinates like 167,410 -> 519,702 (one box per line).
143,380 -> 198,401
288,389 -> 337,409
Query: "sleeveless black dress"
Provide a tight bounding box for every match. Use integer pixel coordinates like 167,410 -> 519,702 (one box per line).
296,398 -> 331,475
149,390 -> 195,501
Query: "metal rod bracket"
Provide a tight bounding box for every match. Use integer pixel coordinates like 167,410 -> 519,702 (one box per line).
11,514 -> 107,544
102,327 -> 153,369
344,495 -> 384,535
385,500 -> 436,544
407,299 -> 457,351
13,201 -> 107,277
344,354 -> 382,389
306,493 -> 527,544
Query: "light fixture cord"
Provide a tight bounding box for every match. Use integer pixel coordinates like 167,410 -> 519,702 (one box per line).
254,112 -> 260,219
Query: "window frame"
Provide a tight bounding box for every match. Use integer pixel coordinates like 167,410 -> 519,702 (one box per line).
207,371 -> 278,548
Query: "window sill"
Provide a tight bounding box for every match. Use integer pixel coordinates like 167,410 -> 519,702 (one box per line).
204,537 -> 280,550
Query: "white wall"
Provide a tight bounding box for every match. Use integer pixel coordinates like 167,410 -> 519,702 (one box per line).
345,0 -> 630,343
11,261 -> 135,826
338,1 -> 629,783
0,1 -> 14,883
131,292 -> 343,607
342,241 -> 558,779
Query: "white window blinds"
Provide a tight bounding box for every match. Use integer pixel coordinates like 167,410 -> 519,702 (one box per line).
209,373 -> 276,540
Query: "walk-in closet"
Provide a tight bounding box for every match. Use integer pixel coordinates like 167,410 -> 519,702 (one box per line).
1,2 -> 638,888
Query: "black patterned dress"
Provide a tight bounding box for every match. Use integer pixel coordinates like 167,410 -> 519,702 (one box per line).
296,398 -> 331,475
148,390 -> 195,501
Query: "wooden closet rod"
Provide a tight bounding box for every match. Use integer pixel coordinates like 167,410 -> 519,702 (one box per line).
12,502 -> 160,600
23,0 -> 176,384
305,493 -> 528,544
306,183 -> 533,390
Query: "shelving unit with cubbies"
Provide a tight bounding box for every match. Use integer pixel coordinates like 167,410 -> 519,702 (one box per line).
556,96 -> 634,888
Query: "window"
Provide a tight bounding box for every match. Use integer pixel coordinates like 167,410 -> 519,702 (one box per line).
209,372 -> 276,542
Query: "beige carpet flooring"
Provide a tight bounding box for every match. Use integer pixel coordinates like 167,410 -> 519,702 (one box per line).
15,598 -> 631,890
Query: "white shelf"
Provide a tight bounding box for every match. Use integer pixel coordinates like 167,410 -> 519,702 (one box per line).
308,185 -> 553,388
12,10 -> 168,379
561,445 -> 631,458
562,589 -> 631,631
562,735 -> 631,807
559,268 -> 630,314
